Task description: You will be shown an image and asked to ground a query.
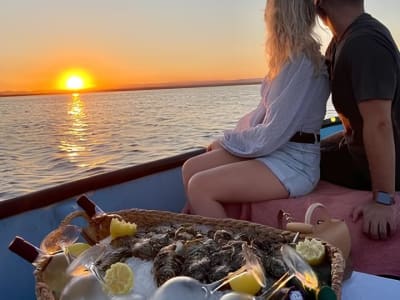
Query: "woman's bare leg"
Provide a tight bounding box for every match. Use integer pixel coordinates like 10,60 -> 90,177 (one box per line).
181,148 -> 244,191
181,148 -> 245,213
187,158 -> 289,218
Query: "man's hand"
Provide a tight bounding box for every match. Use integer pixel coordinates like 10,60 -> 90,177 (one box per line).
352,201 -> 398,240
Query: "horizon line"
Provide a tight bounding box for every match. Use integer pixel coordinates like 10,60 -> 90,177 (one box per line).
0,78 -> 262,98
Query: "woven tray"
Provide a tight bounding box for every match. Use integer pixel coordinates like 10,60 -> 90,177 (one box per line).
35,209 -> 345,300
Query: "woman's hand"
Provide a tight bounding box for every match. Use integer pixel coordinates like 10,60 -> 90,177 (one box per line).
207,140 -> 223,152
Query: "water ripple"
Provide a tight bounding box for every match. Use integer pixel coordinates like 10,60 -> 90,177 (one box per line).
0,86 -> 336,200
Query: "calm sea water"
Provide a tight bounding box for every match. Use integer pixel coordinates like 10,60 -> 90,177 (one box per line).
0,84 -> 335,200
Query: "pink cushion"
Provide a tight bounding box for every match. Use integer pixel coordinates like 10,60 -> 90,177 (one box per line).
183,181 -> 400,276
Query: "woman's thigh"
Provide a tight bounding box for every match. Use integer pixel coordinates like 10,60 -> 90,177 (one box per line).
182,149 -> 244,184
188,159 -> 289,203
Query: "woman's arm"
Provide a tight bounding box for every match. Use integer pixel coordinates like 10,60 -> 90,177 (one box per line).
220,56 -> 329,157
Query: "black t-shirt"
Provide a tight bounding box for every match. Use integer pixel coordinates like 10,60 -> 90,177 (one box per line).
326,13 -> 400,182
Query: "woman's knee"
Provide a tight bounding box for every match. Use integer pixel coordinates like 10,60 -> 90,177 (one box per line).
182,158 -> 197,185
187,172 -> 209,200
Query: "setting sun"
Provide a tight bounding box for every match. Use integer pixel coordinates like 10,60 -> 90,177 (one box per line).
58,69 -> 94,91
66,76 -> 84,90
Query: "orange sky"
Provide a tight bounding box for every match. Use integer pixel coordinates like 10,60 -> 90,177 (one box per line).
1,0 -> 399,94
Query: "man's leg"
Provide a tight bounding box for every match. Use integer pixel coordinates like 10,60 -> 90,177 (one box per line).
321,132 -> 371,190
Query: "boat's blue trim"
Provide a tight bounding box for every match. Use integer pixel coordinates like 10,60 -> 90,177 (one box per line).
321,124 -> 342,139
0,148 -> 206,219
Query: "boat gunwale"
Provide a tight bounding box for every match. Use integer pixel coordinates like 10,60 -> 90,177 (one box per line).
0,148 -> 206,219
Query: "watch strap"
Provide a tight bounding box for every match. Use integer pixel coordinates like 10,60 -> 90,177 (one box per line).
374,191 -> 395,205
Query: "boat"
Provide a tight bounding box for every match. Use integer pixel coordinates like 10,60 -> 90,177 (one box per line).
1,117 -> 399,300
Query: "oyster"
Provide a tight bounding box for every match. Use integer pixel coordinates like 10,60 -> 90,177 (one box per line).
153,242 -> 185,286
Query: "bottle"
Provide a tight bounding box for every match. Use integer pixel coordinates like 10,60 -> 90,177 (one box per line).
77,194 -> 105,218
9,236 -> 70,299
76,195 -> 107,244
316,285 -> 337,300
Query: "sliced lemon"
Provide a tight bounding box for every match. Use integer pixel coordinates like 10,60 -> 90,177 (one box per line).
229,271 -> 262,295
295,238 -> 326,266
103,262 -> 134,295
65,242 -> 91,258
109,218 -> 137,240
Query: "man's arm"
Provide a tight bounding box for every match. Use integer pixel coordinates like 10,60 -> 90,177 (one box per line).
352,100 -> 397,239
360,100 -> 395,192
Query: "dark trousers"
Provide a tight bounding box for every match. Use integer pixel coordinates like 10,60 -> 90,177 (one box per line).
320,132 -> 372,191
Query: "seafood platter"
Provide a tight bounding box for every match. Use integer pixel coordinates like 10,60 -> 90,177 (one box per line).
11,204 -> 345,300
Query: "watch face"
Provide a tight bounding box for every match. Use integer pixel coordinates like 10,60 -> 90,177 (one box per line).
376,192 -> 394,205
289,290 -> 304,300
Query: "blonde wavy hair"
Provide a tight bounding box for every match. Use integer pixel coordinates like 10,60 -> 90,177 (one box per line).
264,0 -> 322,79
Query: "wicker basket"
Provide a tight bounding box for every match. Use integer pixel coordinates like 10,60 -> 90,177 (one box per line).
35,209 -> 345,300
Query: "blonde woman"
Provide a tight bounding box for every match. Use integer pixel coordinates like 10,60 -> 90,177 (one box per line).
182,0 -> 330,218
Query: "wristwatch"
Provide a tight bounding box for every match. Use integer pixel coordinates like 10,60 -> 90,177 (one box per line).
374,191 -> 395,205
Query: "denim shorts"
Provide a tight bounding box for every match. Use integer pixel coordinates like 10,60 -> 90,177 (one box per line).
256,142 -> 320,197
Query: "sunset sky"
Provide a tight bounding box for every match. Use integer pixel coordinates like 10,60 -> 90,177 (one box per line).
1,0 -> 399,93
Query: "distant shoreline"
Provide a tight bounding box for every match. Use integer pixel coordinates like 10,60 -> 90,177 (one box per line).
0,79 -> 262,98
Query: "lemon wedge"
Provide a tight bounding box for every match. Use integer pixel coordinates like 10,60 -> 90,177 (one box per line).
103,262 -> 134,295
229,271 -> 262,295
110,218 -> 137,239
295,238 -> 326,266
65,242 -> 91,258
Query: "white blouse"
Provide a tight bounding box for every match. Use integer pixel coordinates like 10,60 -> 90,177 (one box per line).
220,54 -> 330,157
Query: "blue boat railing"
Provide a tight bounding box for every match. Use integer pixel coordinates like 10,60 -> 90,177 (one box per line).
0,148 -> 206,220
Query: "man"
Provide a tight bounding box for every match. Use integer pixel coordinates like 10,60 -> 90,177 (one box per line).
316,0 -> 400,240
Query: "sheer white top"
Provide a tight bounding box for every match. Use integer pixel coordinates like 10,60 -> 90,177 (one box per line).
220,54 -> 330,158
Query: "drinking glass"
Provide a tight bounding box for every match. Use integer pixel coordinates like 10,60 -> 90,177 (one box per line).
66,243 -> 108,284
210,242 -> 266,294
150,276 -> 227,300
220,292 -> 254,300
40,224 -> 81,255
259,244 -> 319,299
40,224 -> 82,264
67,244 -> 148,299
220,244 -> 319,300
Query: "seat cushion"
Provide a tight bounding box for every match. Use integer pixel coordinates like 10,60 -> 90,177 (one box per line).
185,180 -> 400,276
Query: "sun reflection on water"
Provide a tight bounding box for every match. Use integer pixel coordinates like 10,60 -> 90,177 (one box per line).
59,93 -> 88,163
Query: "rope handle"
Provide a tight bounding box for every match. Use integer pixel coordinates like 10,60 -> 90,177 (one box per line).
279,203 -> 332,233
59,207 -> 124,228
59,210 -> 90,227
304,203 -> 331,225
